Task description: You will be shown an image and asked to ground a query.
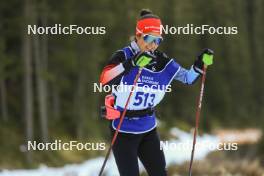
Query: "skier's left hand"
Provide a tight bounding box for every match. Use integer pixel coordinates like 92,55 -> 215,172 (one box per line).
193,48 -> 214,74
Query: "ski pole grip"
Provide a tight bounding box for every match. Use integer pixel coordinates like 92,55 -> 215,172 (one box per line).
202,52 -> 214,67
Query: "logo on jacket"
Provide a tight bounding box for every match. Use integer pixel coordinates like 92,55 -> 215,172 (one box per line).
138,76 -> 159,85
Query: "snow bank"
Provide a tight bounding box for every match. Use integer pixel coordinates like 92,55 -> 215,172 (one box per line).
0,128 -> 220,176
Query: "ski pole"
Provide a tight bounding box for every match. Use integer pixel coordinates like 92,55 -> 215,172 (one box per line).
188,51 -> 213,176
98,67 -> 143,176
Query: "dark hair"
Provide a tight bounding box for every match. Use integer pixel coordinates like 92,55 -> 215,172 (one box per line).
130,9 -> 160,41
139,9 -> 160,19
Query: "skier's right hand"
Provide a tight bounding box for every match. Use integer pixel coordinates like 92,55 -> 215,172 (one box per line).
131,52 -> 156,68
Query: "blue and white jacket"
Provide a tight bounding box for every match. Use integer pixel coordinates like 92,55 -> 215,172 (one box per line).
100,41 -> 200,134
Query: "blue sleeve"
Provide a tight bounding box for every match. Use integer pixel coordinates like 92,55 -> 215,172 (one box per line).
174,65 -> 200,85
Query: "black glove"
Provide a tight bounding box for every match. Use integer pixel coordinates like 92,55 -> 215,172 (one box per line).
123,51 -> 156,73
131,51 -> 156,67
154,50 -> 169,60
193,48 -> 214,74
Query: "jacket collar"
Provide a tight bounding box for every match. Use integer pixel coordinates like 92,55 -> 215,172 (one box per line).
130,40 -> 141,55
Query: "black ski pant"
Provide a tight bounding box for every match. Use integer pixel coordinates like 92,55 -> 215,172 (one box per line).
111,127 -> 167,176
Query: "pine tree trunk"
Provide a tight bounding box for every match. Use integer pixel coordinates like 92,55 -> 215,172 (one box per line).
75,70 -> 86,139
34,33 -> 49,143
0,79 -> 8,121
23,0 -> 34,163
32,0 -> 49,143
52,85 -> 60,120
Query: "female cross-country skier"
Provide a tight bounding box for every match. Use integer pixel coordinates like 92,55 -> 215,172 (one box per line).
99,9 -> 213,176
